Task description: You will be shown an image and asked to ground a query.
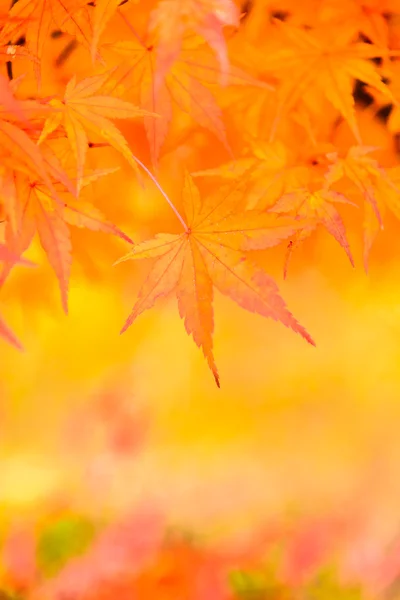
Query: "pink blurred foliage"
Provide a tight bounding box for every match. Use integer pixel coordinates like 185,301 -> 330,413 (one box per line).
63,386 -> 149,458
34,510 -> 164,600
2,523 -> 37,592
94,390 -> 149,456
280,515 -> 354,585
4,504 -> 400,600
58,385 -> 150,502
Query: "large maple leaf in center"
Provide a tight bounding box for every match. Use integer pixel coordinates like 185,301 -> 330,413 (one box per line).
117,173 -> 315,386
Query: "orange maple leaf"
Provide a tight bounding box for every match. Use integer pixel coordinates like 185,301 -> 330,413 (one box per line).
323,146 -> 400,269
0,242 -> 35,267
0,116 -> 61,200
193,139 -> 337,210
117,173 -> 315,386
104,33 -> 268,165
254,20 -> 397,142
0,165 -> 131,313
324,146 -> 389,225
38,71 -> 157,194
61,166 -> 133,242
4,176 -> 72,313
91,0 -> 123,61
0,143 -> 77,300
0,73 -> 33,124
270,188 -> 355,277
193,140 -> 290,209
319,0 -> 397,48
149,0 -> 240,87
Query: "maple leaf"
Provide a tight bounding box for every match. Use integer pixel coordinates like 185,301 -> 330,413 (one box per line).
0,164 -> 131,313
16,185 -> 72,314
253,20 -> 396,142
323,146 -> 400,268
0,242 -> 35,267
0,73 -> 31,124
318,0 -> 398,48
91,0 -> 122,62
0,117 -> 61,201
0,159 -> 73,308
193,140 -> 291,209
324,146 -> 389,226
53,164 -> 134,244
149,0 -> 240,88
193,139 -> 336,210
270,188 -> 355,277
117,173 -> 315,386
61,168 -> 133,242
104,35 -> 269,166
38,71 -> 157,194
355,164 -> 400,270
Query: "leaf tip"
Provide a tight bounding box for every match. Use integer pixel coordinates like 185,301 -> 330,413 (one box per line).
13,338 -> 24,352
113,253 -> 131,266
298,324 -> 316,348
121,233 -> 134,245
213,370 -> 221,388
120,314 -> 134,335
61,293 -> 69,316
347,249 -> 355,268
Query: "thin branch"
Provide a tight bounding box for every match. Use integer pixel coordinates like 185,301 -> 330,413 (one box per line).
88,141 -> 109,148
132,154 -> 187,230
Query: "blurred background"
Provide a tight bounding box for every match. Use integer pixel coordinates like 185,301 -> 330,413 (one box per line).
1,2 -> 400,596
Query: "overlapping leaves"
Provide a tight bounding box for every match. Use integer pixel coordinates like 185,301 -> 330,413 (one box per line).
0,0 -> 400,388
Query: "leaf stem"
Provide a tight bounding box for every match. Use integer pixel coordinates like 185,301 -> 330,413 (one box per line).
132,155 -> 187,230
118,10 -> 147,48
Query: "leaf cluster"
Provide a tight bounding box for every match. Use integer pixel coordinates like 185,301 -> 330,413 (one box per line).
1,0 -> 400,384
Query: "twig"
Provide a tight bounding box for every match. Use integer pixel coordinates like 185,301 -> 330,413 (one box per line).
132,154 -> 187,230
